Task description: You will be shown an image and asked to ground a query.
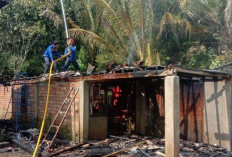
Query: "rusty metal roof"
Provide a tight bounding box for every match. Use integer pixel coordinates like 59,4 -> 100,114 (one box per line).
29,66 -> 232,84
1,65 -> 231,86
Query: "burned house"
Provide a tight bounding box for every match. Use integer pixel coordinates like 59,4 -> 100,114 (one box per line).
0,65 -> 232,155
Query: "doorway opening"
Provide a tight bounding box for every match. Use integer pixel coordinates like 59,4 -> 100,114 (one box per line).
89,80 -> 136,136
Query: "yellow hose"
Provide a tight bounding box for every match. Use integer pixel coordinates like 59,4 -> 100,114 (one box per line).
32,51 -> 71,157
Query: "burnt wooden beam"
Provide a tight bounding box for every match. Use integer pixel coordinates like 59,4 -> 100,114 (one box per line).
47,143 -> 85,157
11,139 -> 35,154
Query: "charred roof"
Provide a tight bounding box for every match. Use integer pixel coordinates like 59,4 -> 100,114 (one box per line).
32,65 -> 232,84
1,65 -> 231,86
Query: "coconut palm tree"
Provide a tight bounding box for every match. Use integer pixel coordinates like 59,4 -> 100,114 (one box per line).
42,0 -> 232,69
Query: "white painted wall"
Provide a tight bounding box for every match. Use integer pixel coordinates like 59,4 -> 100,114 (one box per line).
203,80 -> 232,151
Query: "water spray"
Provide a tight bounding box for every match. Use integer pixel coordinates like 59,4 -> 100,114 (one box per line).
60,0 -> 69,39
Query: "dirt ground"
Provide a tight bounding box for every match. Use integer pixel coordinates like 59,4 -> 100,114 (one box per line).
0,147 -> 31,157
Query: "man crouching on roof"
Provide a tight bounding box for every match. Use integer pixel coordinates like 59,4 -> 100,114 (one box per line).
43,40 -> 61,74
62,38 -> 80,72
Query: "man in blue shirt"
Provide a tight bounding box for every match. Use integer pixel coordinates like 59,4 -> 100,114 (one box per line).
62,38 -> 80,72
43,40 -> 61,73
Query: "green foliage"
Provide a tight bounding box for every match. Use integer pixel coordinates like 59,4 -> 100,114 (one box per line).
184,47 -> 217,69
0,52 -> 14,76
22,55 -> 44,76
77,46 -> 88,72
96,52 -> 117,71
0,0 -> 64,77
1,0 -> 232,76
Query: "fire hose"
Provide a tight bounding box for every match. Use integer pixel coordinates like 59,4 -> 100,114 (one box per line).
32,0 -> 69,156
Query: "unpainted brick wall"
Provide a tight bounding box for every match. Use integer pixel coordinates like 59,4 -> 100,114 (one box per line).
0,85 -> 12,119
0,81 -> 80,140
33,81 -> 80,139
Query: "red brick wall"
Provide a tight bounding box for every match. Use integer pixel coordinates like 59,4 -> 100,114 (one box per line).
0,81 -> 80,139
33,81 -> 80,139
0,85 -> 12,119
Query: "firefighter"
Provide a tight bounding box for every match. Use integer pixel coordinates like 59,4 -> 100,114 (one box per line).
62,38 -> 80,72
43,40 -> 61,73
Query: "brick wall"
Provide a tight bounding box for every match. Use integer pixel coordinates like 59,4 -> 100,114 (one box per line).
0,85 -> 12,119
0,80 -> 80,140
33,81 -> 80,139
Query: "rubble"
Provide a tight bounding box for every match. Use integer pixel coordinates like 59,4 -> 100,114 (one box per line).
0,122 -> 231,157
39,136 -> 232,157
0,132 -> 231,157
0,142 -> 10,148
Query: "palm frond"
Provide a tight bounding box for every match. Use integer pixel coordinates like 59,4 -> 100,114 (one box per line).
94,0 -> 120,22
69,27 -> 117,53
225,1 -> 232,34
157,12 -> 176,40
179,0 -> 219,26
67,17 -> 79,28
83,0 -> 95,31
104,19 -> 129,55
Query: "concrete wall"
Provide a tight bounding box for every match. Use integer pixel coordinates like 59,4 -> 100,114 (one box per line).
165,76 -> 180,157
79,81 -> 89,143
203,80 -> 232,151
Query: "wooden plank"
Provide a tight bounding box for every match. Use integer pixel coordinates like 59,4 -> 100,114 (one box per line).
47,143 -> 85,157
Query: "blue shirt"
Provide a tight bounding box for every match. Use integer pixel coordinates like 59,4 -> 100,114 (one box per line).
64,46 -> 77,61
43,44 -> 61,61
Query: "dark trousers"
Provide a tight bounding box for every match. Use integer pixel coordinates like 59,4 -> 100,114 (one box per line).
44,57 -> 58,73
62,58 -> 80,71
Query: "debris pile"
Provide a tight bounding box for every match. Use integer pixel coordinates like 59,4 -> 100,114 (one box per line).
0,126 -> 31,156
37,65 -> 167,81
0,123 -> 231,157
41,135 -> 232,157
